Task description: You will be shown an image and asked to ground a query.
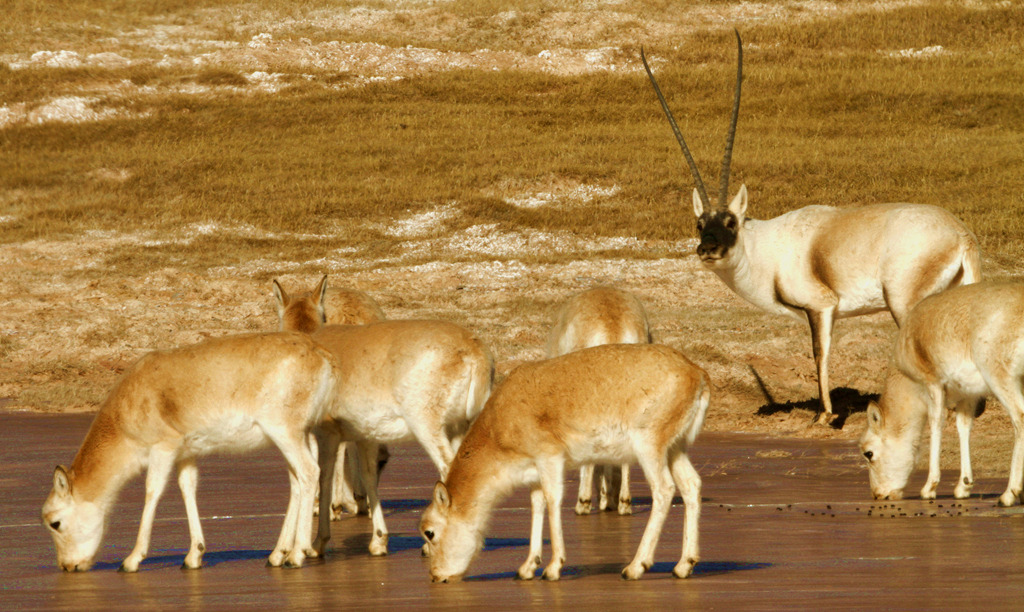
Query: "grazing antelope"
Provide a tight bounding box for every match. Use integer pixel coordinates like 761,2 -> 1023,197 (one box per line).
273,274 -> 385,333
420,343 -> 710,582
273,282 -> 494,557
860,281 -> 1024,506
273,276 -> 387,518
546,286 -> 652,515
41,332 -> 338,572
642,32 -> 981,423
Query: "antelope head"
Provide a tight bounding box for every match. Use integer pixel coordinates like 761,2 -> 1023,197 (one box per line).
859,373 -> 927,500
419,481 -> 481,583
42,466 -> 105,572
642,30 -> 745,267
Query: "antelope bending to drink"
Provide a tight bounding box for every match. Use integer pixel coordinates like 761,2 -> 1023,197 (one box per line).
643,31 -> 981,423
420,343 -> 710,582
546,286 -> 652,515
274,276 -> 387,518
273,277 -> 494,557
860,281 -> 1024,506
41,332 -> 339,572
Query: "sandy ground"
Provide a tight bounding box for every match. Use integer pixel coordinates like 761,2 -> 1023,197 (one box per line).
2,1 -> 1022,475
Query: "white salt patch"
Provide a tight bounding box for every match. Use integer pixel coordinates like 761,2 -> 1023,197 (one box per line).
887,45 -> 947,59
29,50 -> 82,68
506,184 -> 621,209
383,203 -> 458,238
248,33 -> 274,49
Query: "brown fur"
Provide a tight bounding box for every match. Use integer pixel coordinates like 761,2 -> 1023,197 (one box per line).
42,331 -> 339,572
423,343 -> 709,582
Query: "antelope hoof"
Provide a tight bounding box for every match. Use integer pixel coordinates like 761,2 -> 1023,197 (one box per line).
118,560 -> 140,573
369,534 -> 389,556
673,557 -> 698,579
810,411 -> 833,427
283,552 -> 305,569
267,549 -> 287,567
621,562 -> 646,581
575,498 -> 592,515
617,498 -> 633,516
953,482 -> 973,500
517,555 -> 541,580
920,483 -> 938,500
182,552 -> 203,570
421,543 -> 431,557
119,554 -> 143,573
998,490 -> 1020,507
541,564 -> 561,581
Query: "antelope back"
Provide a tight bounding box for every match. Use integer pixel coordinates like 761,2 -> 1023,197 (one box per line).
475,343 -> 709,458
546,287 -> 651,357
311,319 -> 493,425
895,281 -> 1024,387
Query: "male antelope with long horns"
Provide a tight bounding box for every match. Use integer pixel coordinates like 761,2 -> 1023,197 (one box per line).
642,31 -> 981,424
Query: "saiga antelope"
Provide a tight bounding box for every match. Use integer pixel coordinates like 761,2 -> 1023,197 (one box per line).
41,332 -> 338,572
420,343 -> 710,582
273,275 -> 387,518
860,281 -> 1024,506
642,31 -> 981,423
273,278 -> 494,557
546,286 -> 652,515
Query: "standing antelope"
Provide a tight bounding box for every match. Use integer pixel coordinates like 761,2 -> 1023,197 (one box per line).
642,32 -> 981,423
273,279 -> 494,557
273,276 -> 387,518
420,343 -> 710,582
41,332 -> 338,572
860,281 -> 1024,506
546,286 -> 652,515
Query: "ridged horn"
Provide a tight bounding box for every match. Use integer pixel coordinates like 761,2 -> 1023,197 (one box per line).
718,29 -> 743,208
641,46 -> 711,212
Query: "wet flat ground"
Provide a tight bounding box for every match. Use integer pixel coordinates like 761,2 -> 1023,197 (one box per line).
4,413 -> 1024,610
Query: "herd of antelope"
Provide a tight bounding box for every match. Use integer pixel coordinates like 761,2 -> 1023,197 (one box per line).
42,32 -> 1024,582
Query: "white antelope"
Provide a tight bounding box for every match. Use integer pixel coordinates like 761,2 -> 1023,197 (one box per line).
41,332 -> 338,572
273,284 -> 494,557
642,32 -> 981,423
546,286 -> 652,515
860,281 -> 1024,506
273,276 -> 386,518
420,343 -> 710,582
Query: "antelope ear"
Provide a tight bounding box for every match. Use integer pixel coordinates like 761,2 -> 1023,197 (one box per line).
866,401 -> 882,429
53,466 -> 71,497
272,279 -> 288,321
727,184 -> 748,220
314,275 -> 329,323
433,481 -> 451,511
692,188 -> 704,218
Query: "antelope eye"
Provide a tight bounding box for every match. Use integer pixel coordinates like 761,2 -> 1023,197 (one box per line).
424,529 -> 435,541
696,219 -> 705,232
49,521 -> 61,531
723,216 -> 736,230
863,451 -> 874,461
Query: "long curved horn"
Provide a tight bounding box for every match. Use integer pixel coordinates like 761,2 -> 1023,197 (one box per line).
718,29 -> 743,208
641,46 -> 711,211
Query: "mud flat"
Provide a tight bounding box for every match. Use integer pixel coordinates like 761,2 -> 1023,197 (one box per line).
3,413 -> 1024,609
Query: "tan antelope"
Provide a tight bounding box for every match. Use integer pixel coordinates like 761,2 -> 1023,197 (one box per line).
419,343 -> 710,582
41,332 -> 338,572
273,275 -> 386,518
546,286 -> 652,516
273,279 -> 494,557
642,32 -> 981,424
860,281 -> 1024,506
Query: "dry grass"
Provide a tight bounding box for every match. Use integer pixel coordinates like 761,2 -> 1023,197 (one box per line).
2,1 -> 1024,476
